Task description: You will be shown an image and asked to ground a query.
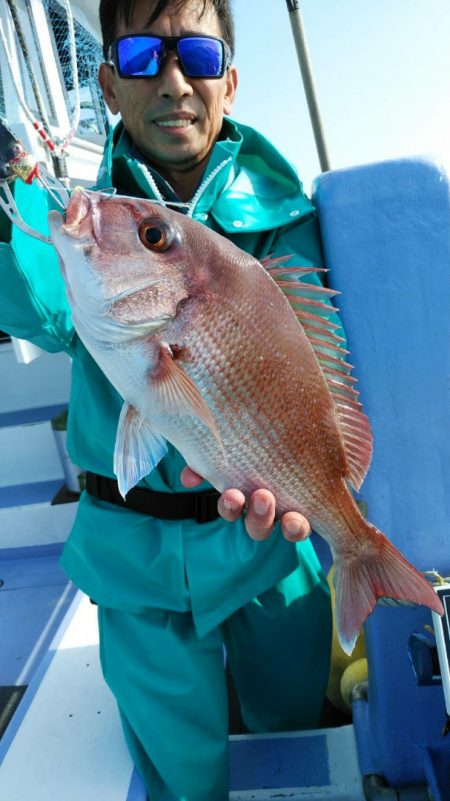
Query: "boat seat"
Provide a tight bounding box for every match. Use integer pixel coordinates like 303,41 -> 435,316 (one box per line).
314,155 -> 450,794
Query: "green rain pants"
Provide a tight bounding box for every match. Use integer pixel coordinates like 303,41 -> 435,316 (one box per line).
98,569 -> 331,801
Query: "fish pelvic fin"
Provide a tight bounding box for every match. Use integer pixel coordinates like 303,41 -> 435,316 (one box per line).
114,402 -> 168,498
151,344 -> 224,451
334,528 -> 444,655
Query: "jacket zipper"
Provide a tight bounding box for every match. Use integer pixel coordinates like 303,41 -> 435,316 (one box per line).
187,157 -> 233,218
136,162 -> 165,203
136,162 -> 193,212
136,157 -> 233,218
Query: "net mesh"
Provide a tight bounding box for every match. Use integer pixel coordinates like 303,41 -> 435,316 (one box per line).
42,0 -> 108,139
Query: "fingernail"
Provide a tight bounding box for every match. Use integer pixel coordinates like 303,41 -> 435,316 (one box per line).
253,496 -> 270,516
284,519 -> 302,536
223,498 -> 237,513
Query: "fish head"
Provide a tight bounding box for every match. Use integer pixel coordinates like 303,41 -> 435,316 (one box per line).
48,190 -> 198,341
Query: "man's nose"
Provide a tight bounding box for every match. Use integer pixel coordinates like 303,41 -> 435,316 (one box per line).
156,55 -> 194,100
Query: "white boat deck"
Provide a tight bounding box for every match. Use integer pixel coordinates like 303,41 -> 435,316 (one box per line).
0,590 -> 365,801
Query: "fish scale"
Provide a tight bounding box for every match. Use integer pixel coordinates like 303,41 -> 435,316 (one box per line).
48,189 -> 444,654
165,298 -> 357,519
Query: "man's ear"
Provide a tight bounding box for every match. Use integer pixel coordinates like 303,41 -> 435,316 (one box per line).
98,62 -> 120,115
223,66 -> 238,116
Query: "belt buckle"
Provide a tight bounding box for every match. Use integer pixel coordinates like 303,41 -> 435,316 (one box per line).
194,490 -> 220,524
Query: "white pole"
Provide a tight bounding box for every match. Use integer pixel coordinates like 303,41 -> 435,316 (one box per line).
285,0 -> 331,172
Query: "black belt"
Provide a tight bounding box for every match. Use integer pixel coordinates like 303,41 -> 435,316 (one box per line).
85,471 -> 220,524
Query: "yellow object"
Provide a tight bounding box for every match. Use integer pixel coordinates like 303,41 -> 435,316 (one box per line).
326,565 -> 367,713
340,658 -> 368,709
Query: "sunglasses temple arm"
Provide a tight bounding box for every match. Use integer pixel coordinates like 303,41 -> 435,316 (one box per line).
0,180 -> 52,244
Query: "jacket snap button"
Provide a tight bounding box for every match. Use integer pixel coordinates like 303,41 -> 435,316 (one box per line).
290,210 -> 300,217
233,220 -> 244,228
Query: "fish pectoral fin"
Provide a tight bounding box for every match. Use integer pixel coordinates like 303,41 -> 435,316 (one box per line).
151,344 -> 223,450
114,402 -> 168,498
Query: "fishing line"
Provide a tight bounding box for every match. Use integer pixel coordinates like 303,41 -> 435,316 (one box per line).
0,180 -> 51,243
80,188 -> 190,211
145,199 -> 191,210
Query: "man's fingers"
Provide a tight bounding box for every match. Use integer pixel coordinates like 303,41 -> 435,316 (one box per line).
217,489 -> 246,522
244,490 -> 276,540
181,470 -> 312,542
280,511 -> 311,542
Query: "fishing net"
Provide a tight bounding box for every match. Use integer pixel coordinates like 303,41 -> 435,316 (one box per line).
42,0 -> 108,139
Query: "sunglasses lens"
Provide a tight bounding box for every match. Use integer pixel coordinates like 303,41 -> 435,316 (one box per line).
114,35 -> 227,78
117,36 -> 164,77
178,37 -> 225,77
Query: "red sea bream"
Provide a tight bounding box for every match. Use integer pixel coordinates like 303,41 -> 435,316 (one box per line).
48,190 -> 443,653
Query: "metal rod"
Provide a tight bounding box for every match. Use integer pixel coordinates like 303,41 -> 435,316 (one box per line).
24,0 -> 58,121
5,0 -> 52,133
4,0 -> 71,185
285,0 -> 331,172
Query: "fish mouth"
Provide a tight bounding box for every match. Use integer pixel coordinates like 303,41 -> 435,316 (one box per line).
64,189 -> 91,230
48,190 -> 96,249
56,189 -> 99,244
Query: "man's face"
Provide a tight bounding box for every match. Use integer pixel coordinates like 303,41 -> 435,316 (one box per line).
99,0 -> 238,178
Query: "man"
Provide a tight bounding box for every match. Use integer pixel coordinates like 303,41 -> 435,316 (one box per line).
0,1 -> 332,798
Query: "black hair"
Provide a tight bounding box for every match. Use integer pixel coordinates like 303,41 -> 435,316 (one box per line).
99,0 -> 235,61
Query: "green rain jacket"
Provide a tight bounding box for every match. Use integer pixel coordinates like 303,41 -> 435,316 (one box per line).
0,118 -> 328,636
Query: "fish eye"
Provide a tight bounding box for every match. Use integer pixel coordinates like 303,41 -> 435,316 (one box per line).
138,219 -> 174,251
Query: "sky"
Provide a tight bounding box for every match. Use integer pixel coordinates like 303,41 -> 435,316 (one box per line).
230,0 -> 450,192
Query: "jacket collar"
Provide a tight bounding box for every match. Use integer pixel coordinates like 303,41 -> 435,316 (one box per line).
96,118 -> 313,232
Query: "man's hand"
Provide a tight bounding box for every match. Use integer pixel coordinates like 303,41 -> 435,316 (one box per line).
181,467 -> 311,542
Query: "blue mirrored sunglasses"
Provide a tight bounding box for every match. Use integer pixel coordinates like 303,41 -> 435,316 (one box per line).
109,34 -> 231,79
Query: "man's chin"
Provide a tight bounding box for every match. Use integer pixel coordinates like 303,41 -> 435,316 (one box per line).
140,143 -> 209,172
150,120 -> 199,143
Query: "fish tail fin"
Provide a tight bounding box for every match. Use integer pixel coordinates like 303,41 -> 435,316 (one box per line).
334,527 -> 444,655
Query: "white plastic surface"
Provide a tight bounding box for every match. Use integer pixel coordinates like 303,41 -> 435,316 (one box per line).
0,595 -> 135,801
0,420 -> 63,486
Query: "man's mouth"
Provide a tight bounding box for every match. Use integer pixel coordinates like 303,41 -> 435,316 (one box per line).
154,114 -> 196,130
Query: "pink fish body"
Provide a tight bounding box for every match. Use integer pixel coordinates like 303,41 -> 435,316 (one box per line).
49,190 -> 443,653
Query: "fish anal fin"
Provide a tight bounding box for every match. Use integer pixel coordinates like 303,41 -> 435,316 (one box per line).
334,528 -> 444,655
114,402 -> 168,498
151,344 -> 223,449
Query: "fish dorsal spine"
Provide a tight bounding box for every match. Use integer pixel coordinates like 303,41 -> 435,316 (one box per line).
261,256 -> 373,491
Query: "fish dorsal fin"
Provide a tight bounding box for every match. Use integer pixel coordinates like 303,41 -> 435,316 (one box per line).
262,257 -> 373,491
151,344 -> 223,450
114,402 -> 168,498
